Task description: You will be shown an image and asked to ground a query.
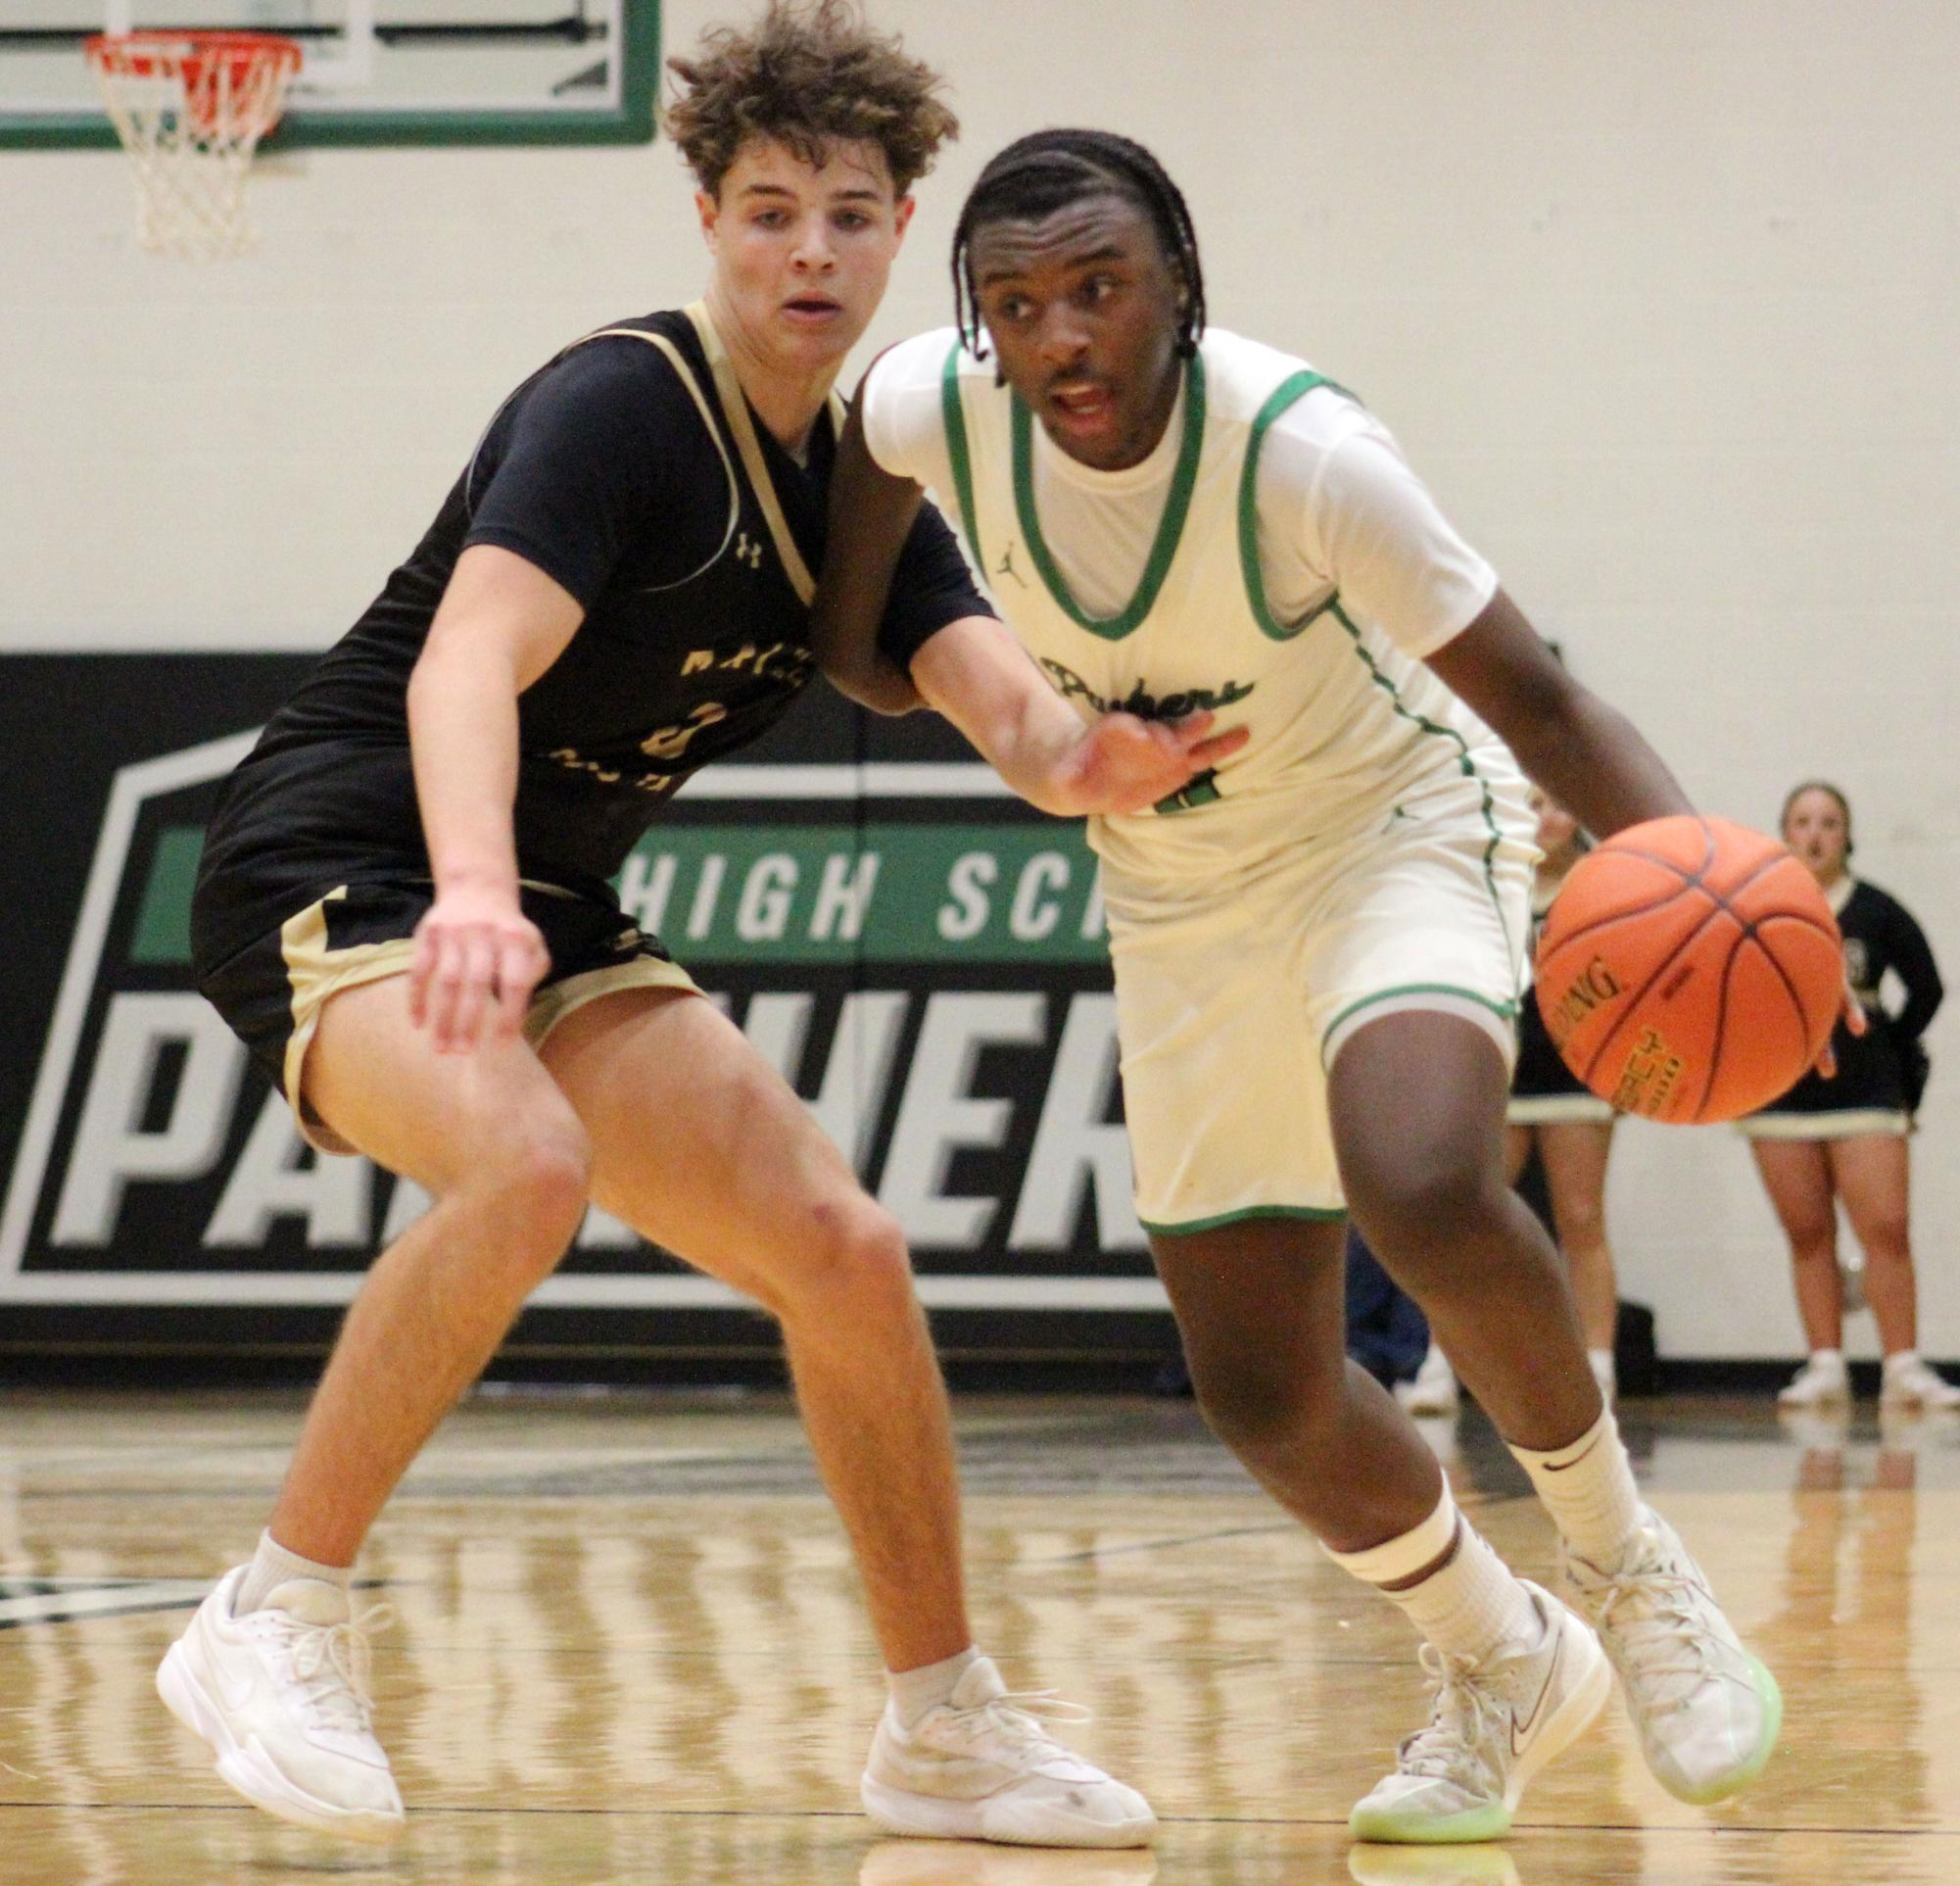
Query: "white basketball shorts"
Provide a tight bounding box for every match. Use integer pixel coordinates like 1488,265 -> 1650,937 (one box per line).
1105,773 -> 1535,1233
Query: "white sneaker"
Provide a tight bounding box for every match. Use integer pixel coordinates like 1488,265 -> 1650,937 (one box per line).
861,1656 -> 1155,1848
1564,1509 -> 1781,1806
1880,1354 -> 1960,1411
157,1567 -> 404,1844
1348,1584 -> 1609,1844
1777,1353 -> 1850,1408
1397,1346 -> 1459,1418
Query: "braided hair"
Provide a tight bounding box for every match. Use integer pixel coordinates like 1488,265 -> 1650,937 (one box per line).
951,128 -> 1206,361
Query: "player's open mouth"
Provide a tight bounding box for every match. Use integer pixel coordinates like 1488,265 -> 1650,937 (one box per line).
1048,380 -> 1116,434
783,296 -> 842,322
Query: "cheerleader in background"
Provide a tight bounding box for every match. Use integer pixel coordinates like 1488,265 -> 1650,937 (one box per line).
1741,782 -> 1952,1410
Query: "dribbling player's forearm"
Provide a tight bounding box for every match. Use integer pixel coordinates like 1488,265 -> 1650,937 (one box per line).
406,641 -> 525,901
1506,686 -> 1692,842
1426,588 -> 1692,841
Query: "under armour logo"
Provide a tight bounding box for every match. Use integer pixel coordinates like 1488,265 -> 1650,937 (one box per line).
736,532 -> 763,570
994,542 -> 1028,589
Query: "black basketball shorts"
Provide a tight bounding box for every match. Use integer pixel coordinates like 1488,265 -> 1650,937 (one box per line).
195,877 -> 698,1153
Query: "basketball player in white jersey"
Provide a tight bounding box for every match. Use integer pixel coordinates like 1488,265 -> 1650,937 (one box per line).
813,128 -> 1785,1845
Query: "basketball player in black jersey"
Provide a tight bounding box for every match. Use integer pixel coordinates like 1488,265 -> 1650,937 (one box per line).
159,7 -> 1217,1850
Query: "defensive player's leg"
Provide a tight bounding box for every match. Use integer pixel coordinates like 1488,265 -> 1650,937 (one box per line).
276,974 -> 594,1561
541,986 -> 963,1670
540,986 -> 1154,1847
161,972 -> 590,1844
1334,1008 -> 1782,1810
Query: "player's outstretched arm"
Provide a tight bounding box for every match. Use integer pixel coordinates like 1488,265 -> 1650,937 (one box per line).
910,617 -> 1248,817
1425,587 -> 1693,839
810,392 -> 931,714
404,545 -> 578,1052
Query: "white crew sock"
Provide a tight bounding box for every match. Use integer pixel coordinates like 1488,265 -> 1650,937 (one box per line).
1326,1486 -> 1543,1666
1883,1348 -> 1920,1374
886,1646 -> 980,1728
234,1529 -> 354,1617
1509,1406 -> 1643,1568
1811,1348 -> 1847,1371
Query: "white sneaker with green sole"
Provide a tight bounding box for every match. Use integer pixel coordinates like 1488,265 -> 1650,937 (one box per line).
1348,1583 -> 1609,1844
1565,1508 -> 1782,1806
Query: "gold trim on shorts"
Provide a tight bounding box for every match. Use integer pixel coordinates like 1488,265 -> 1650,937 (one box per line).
519,955 -> 700,1050
278,887 -> 702,1156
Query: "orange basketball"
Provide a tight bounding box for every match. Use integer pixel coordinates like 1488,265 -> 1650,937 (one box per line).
1534,815 -> 1843,1124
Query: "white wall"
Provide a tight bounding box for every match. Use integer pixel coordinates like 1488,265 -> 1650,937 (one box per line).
4,0 -> 1953,1358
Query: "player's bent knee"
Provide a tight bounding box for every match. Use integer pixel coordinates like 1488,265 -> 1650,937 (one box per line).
1351,1161 -> 1496,1269
781,1194 -> 915,1314
1187,1353 -> 1331,1459
469,1120 -> 593,1270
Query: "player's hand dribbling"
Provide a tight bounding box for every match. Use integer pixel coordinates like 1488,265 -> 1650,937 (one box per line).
410,886 -> 550,1054
1059,710 -> 1251,817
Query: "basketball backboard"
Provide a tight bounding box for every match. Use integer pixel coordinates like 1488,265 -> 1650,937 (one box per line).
0,0 -> 657,146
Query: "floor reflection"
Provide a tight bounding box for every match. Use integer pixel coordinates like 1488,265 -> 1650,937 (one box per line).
1,1390 -> 1957,1884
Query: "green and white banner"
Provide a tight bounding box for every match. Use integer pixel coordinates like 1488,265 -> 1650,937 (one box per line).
0,657 -> 1170,1359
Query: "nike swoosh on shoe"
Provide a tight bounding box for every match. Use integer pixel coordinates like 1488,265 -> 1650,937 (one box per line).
1510,1628 -> 1562,1755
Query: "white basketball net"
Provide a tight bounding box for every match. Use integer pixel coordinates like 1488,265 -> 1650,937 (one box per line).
88,34 -> 300,262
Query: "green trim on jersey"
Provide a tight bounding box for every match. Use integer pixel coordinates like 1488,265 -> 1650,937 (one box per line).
1320,982 -> 1520,1070
1139,1202 -> 1348,1236
1009,352 -> 1208,641
1238,368 -> 1357,643
940,341 -> 983,569
1329,598 -> 1516,970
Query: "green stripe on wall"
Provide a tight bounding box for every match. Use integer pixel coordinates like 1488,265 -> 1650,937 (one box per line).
132,820 -> 1109,967
131,828 -> 208,966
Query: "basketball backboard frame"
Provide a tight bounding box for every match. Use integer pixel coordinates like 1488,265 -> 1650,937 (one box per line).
0,0 -> 658,149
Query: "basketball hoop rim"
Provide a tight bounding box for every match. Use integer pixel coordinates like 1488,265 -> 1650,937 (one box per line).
84,30 -> 305,81
86,25 -> 306,258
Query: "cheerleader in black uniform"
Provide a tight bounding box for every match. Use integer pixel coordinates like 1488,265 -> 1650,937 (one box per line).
1741,783 -> 1952,1409
1400,791 -> 1621,1412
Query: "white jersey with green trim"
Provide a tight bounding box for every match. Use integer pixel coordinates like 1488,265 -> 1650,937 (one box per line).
860,324 -> 1528,892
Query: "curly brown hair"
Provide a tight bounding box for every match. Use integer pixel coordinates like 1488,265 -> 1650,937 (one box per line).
666,1 -> 959,199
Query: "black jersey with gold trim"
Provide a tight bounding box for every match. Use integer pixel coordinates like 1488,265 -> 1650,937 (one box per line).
1756,877 -> 1943,1116
194,305 -> 988,967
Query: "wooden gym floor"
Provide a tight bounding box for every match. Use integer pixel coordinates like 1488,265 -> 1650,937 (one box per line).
3,1385 -> 1956,1884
